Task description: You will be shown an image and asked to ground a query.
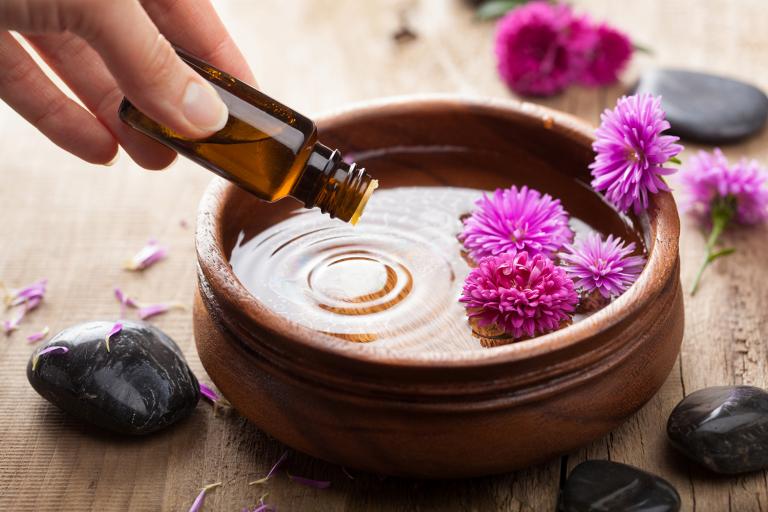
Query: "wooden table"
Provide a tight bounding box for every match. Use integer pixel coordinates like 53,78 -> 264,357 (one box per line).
1,0 -> 767,509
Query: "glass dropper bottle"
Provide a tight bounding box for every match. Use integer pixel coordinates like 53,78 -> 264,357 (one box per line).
118,48 -> 377,224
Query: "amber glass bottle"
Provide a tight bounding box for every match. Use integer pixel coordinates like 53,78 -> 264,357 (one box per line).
119,48 -> 376,224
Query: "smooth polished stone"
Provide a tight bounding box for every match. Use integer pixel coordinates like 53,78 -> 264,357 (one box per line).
667,385 -> 768,474
559,460 -> 680,512
634,69 -> 768,143
28,320 -> 199,435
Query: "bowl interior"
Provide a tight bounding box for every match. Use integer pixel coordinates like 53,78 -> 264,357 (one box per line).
211,97 -> 656,362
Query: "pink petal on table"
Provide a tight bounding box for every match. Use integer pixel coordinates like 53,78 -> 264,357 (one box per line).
287,473 -> 331,489
105,322 -> 123,352
114,287 -> 140,318
199,383 -> 220,403
249,452 -> 288,485
188,482 -> 221,512
137,302 -> 185,320
3,307 -> 27,335
124,240 -> 167,271
26,326 -> 50,344
7,279 -> 47,307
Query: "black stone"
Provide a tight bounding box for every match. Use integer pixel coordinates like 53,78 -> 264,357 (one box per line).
667,385 -> 768,474
559,460 -> 680,512
634,69 -> 768,143
27,321 -> 199,435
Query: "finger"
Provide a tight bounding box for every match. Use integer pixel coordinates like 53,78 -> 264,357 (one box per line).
0,32 -> 117,165
1,0 -> 229,139
26,32 -> 177,170
141,0 -> 256,85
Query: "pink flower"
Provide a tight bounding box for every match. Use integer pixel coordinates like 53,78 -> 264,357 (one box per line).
494,2 -> 634,96
460,251 -> 578,340
680,149 -> 768,295
494,2 -> 591,96
681,148 -> 768,225
561,233 -> 645,298
578,23 -> 633,86
460,186 -> 573,262
590,94 -> 683,213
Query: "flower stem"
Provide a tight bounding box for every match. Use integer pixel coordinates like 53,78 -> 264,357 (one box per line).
691,199 -> 735,295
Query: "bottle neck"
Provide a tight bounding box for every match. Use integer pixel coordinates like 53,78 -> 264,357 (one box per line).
291,143 -> 377,224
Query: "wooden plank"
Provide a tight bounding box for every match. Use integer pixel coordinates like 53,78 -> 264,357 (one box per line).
1,0 -> 768,510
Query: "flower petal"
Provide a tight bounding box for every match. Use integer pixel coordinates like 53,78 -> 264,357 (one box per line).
124,240 -> 168,271
188,482 -> 221,512
199,382 -> 220,403
287,473 -> 331,489
26,326 -> 50,344
105,322 -> 123,352
31,345 -> 68,371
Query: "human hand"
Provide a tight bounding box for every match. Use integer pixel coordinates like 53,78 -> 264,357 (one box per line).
0,0 -> 255,169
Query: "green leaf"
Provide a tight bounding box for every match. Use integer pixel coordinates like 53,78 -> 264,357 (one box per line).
707,247 -> 736,263
476,0 -> 528,20
668,156 -> 682,165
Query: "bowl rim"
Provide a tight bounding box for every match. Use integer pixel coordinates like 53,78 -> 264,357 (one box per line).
195,93 -> 680,369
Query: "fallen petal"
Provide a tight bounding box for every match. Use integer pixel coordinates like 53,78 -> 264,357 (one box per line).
188,482 -> 221,512
199,382 -> 220,403
249,452 -> 288,485
26,326 -> 50,344
124,240 -> 167,271
287,473 -> 331,489
105,322 -> 123,352
31,345 -> 69,371
137,302 -> 185,320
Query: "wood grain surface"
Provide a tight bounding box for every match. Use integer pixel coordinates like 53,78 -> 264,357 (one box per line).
1,0 -> 766,510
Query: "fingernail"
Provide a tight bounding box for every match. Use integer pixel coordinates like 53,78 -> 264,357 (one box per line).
182,80 -> 228,134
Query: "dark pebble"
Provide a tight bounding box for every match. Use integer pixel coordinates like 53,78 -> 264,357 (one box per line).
27,320 -> 199,435
559,460 -> 680,512
634,68 -> 768,143
667,385 -> 768,474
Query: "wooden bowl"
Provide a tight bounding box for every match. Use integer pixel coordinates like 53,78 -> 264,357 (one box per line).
193,96 -> 684,478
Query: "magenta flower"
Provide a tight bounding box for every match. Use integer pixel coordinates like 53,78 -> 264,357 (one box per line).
494,2 -> 591,96
561,233 -> 645,299
680,149 -> 768,294
460,186 -> 573,262
590,94 -> 683,213
460,251 -> 578,340
578,23 -> 633,86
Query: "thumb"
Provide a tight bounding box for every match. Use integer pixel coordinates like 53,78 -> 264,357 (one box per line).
75,0 -> 228,138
